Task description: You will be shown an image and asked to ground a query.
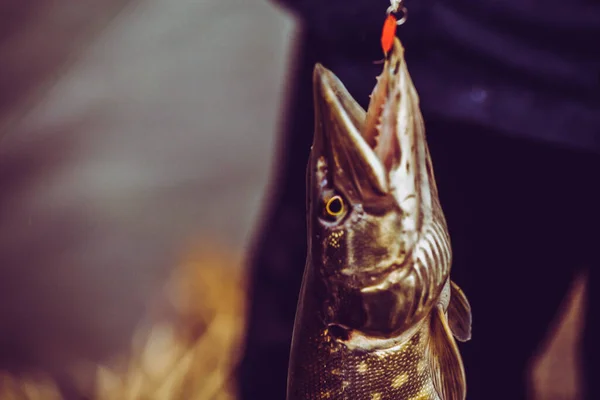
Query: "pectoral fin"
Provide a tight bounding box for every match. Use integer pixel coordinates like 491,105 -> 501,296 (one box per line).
448,281 -> 472,342
429,305 -> 467,400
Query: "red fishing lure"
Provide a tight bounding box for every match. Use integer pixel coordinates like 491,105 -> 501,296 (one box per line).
381,13 -> 397,56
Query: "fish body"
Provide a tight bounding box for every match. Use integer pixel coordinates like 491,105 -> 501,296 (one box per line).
286,38 -> 472,400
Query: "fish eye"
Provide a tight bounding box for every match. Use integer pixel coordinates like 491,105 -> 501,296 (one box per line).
325,195 -> 345,218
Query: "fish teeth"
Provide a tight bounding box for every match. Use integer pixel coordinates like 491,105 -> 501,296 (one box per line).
373,104 -> 387,142
373,120 -> 383,150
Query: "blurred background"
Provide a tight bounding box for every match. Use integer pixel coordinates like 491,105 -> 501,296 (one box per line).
0,0 -> 585,399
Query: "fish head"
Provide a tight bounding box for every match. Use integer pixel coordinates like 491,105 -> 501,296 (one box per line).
307,38 -> 449,341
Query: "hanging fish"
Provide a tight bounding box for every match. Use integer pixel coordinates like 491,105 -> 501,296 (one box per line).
285,28 -> 472,400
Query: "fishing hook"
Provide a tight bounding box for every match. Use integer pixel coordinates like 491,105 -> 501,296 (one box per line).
387,0 -> 408,25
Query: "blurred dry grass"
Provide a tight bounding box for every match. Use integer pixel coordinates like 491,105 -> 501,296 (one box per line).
0,243 -> 246,400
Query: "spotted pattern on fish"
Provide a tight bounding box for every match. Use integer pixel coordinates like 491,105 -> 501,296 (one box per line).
288,318 -> 440,400
328,230 -> 345,249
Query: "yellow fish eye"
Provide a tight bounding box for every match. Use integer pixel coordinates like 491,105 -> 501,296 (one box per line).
325,195 -> 345,217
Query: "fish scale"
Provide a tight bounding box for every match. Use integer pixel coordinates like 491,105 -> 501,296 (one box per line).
291,324 -> 439,400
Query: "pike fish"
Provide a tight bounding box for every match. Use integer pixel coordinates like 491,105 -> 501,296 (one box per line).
286,37 -> 472,400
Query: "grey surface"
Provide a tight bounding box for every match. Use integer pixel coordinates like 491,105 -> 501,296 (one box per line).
0,0 -> 297,376
3,0 -> 297,251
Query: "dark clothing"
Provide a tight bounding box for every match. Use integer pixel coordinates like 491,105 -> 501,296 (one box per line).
278,0 -> 600,153
422,120 -> 600,400
238,1 -> 600,399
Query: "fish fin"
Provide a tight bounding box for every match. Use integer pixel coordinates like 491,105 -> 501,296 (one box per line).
448,281 -> 472,342
429,304 -> 467,400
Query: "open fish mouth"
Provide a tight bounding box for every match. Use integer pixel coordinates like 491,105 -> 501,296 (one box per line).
312,63 -> 389,200
312,38 -> 414,200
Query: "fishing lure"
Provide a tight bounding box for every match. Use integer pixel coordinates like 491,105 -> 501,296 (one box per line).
381,1 -> 407,57
381,14 -> 398,56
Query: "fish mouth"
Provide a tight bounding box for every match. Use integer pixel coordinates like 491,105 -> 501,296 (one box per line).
311,38 -> 420,201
